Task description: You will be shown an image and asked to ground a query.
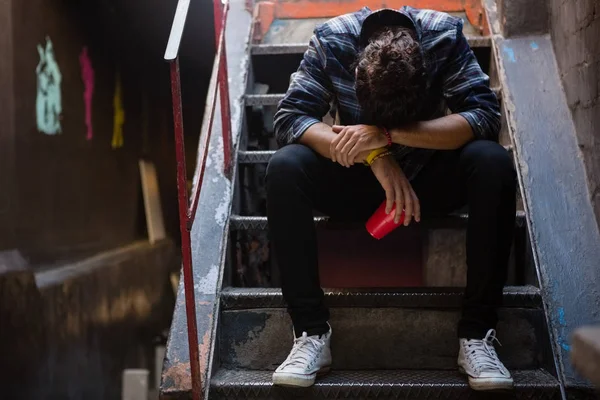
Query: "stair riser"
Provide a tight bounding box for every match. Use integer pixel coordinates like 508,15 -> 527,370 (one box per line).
230,227 -> 527,288
219,307 -> 547,370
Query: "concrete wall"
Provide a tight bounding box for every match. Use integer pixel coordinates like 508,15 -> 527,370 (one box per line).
549,0 -> 600,227
0,240 -> 177,399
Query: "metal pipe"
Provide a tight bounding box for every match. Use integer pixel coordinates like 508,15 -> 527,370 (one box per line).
164,0 -> 191,61
217,9 -> 233,177
169,58 -> 203,400
187,3 -> 229,222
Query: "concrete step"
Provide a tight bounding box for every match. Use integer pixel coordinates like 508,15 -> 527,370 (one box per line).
250,36 -> 492,56
217,286 -> 549,370
210,369 -> 560,399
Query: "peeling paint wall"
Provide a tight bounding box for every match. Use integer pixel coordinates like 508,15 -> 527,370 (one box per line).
2,0 -> 184,264
549,0 -> 600,229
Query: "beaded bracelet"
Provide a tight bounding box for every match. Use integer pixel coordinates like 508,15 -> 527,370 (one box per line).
382,127 -> 392,147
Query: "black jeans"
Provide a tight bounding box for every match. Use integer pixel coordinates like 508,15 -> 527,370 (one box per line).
265,140 -> 517,339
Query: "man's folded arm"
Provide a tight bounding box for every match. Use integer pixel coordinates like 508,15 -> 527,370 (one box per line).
389,21 -> 501,150
441,20 -> 501,142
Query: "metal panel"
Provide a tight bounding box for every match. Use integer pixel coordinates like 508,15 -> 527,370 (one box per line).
488,11 -> 600,392
211,369 -> 560,399
486,0 -> 600,389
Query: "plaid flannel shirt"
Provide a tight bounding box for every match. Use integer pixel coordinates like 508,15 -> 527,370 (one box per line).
273,6 -> 501,180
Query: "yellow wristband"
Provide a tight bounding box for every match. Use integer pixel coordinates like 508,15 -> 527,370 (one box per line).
365,147 -> 389,166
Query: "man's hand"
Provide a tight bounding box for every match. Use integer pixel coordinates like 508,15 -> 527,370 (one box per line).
370,155 -> 420,225
330,124 -> 388,167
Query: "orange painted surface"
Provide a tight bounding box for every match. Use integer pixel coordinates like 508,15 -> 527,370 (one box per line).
253,2 -> 276,43
275,0 -> 465,19
318,227 -> 423,288
254,0 -> 488,38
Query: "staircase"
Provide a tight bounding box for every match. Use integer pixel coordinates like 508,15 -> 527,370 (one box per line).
211,2 -> 560,399
157,0 -> 596,398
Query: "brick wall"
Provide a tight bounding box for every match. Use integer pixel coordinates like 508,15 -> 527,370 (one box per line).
549,0 -> 600,226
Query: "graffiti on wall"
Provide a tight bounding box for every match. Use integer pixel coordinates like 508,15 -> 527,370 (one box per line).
79,47 -> 95,140
111,73 -> 125,149
36,36 -> 62,135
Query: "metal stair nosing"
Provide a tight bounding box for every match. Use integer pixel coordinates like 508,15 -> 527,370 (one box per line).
229,211 -> 526,230
239,144 -> 512,164
220,285 -> 542,310
210,369 -> 561,400
251,36 -> 492,56
245,86 -> 502,107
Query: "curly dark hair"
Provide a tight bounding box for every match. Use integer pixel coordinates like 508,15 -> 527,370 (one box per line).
355,26 -> 427,128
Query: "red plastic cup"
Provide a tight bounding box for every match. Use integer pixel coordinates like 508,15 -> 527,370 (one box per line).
366,201 -> 405,239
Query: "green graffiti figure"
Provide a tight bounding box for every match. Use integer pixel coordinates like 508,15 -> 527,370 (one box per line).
36,36 -> 62,135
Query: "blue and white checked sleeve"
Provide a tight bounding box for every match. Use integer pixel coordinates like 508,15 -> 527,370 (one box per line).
441,21 -> 501,141
273,34 -> 334,147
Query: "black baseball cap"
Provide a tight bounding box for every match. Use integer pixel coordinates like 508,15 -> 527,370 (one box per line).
359,8 -> 417,48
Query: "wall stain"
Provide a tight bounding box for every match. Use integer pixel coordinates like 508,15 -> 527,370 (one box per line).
79,47 -> 95,141
111,73 -> 125,149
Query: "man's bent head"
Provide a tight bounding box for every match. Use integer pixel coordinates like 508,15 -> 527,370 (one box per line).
355,26 -> 426,128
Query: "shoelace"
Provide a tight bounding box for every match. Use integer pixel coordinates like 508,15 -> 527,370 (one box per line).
465,329 -> 506,375
280,332 -> 324,369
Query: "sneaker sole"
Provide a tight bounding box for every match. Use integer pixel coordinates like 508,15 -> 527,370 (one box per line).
458,367 -> 514,391
272,367 -> 331,388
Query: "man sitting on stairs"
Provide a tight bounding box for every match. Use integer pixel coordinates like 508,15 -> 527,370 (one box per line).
267,5 -> 516,391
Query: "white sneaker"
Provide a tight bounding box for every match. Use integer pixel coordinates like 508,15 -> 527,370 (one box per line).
272,325 -> 332,387
458,329 -> 514,391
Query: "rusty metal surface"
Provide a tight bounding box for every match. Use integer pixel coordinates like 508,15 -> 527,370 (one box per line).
220,286 -> 542,309
218,307 -> 548,370
210,369 -> 560,399
486,0 -> 600,390
161,0 -> 252,397
169,57 -> 203,400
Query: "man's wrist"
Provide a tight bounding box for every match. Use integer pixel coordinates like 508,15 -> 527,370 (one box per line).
389,123 -> 418,146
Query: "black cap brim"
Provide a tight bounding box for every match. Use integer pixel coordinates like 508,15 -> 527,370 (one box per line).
359,8 -> 415,48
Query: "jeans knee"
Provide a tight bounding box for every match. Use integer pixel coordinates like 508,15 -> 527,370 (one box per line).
266,144 -> 319,192
461,141 -> 516,187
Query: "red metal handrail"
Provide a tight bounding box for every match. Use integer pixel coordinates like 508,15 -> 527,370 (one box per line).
164,0 -> 233,399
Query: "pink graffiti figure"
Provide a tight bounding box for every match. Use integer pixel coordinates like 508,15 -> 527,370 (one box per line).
79,47 -> 95,140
